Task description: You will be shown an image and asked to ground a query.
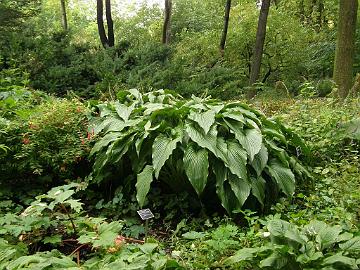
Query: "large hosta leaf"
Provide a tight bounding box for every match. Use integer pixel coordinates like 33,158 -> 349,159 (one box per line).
221,141 -> 248,181
251,144 -> 268,176
339,236 -> 360,252
183,144 -> 209,195
115,102 -> 135,121
90,132 -> 120,156
213,161 -> 241,213
322,253 -> 358,269
267,160 -> 295,196
188,109 -> 216,134
235,128 -> 262,162
136,165 -> 154,208
186,122 -> 218,155
228,174 -> 251,207
251,176 -> 266,206
152,133 -> 181,178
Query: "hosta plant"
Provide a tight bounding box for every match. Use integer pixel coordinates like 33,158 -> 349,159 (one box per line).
89,89 -> 310,213
224,218 -> 360,269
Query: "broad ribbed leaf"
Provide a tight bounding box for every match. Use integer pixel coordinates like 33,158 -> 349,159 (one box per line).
260,252 -> 288,269
136,165 -> 154,208
183,144 -> 209,195
109,134 -> 135,164
223,248 -> 258,265
263,128 -> 287,144
235,128 -> 262,162
91,117 -> 119,134
322,253 -> 357,268
267,160 -> 295,196
316,222 -> 342,250
143,103 -> 168,115
115,102 -> 135,121
265,139 -> 290,167
222,111 -> 246,124
221,141 -> 248,180
213,161 -> 240,213
106,118 -> 142,133
267,219 -> 291,237
186,122 -> 218,155
152,133 -> 181,178
251,176 -> 266,206
188,109 -> 216,134
251,144 -> 268,176
228,173 -> 251,207
339,237 -> 360,252
90,132 -> 120,156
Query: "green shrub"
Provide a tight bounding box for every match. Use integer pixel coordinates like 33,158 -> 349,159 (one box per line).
89,90 -> 311,214
0,95 -> 91,186
316,79 -> 336,97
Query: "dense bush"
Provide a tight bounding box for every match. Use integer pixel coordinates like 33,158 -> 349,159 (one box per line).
0,91 -> 91,186
89,89 -> 311,214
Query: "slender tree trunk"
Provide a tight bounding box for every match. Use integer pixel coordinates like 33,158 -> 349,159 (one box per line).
97,0 -> 108,48
299,0 -> 305,23
333,0 -> 358,99
105,0 -> 114,47
60,0 -> 68,31
162,0 -> 172,44
219,0 -> 231,56
248,0 -> 271,99
317,0 -> 324,29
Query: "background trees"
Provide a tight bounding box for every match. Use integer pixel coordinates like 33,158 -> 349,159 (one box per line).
219,0 -> 231,56
248,0 -> 271,98
333,0 -> 358,99
97,0 -> 114,48
0,0 -> 358,99
60,0 -> 68,31
162,0 -> 172,44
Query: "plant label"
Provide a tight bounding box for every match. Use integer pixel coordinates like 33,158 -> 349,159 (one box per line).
137,209 -> 154,220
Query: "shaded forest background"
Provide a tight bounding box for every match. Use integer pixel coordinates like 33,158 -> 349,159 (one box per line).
1,0 -> 356,100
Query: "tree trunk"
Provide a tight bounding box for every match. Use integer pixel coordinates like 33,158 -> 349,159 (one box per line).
105,0 -> 114,47
299,0 -> 305,23
60,0 -> 68,31
333,0 -> 358,99
317,0 -> 324,29
162,0 -> 172,44
219,0 -> 231,56
97,0 -> 108,48
248,0 -> 271,99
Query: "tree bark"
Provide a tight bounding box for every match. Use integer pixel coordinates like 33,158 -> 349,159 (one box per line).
97,0 -> 108,48
317,0 -> 324,29
248,0 -> 271,99
60,0 -> 68,31
219,0 -> 231,56
333,0 -> 358,99
299,0 -> 305,23
162,0 -> 172,44
105,0 -> 114,47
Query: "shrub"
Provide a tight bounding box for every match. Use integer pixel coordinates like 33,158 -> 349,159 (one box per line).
0,95 -> 91,186
89,90 -> 311,214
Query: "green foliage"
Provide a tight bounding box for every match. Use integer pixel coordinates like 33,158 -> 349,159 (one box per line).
0,94 -> 91,184
275,98 -> 360,164
90,90 -> 310,214
224,218 -> 360,269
